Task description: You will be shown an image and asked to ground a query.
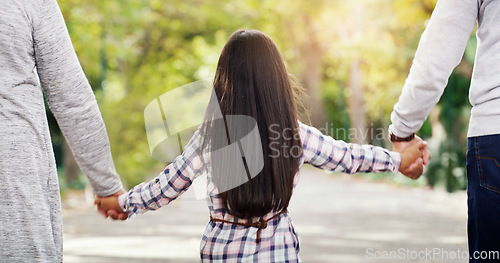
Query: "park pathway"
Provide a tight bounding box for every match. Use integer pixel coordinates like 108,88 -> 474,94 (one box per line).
63,166 -> 468,262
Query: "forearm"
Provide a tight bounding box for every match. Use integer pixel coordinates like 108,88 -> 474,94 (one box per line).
57,105 -> 123,197
118,181 -> 165,217
119,151 -> 203,218
390,0 -> 478,137
118,168 -> 191,218
301,122 -> 400,173
34,0 -> 122,196
118,130 -> 203,218
48,82 -> 122,196
343,144 -> 401,174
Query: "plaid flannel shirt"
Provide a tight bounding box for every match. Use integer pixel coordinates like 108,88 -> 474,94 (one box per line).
118,121 -> 401,262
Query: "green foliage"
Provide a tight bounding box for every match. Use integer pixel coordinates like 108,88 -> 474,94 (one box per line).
322,79 -> 350,141
51,0 -> 471,191
59,0 -> 253,187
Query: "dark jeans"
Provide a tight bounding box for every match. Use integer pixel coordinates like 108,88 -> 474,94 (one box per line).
467,135 -> 500,262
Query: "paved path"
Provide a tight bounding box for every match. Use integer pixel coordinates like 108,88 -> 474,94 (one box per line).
63,167 -> 468,262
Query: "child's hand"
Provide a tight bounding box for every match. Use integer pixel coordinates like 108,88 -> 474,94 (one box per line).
94,196 -> 123,217
399,141 -> 426,178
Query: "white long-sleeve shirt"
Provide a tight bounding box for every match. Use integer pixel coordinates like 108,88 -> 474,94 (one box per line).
390,0 -> 500,138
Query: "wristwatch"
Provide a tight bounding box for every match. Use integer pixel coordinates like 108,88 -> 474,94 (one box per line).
389,131 -> 415,142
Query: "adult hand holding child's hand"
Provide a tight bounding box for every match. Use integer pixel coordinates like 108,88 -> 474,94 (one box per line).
397,137 -> 430,180
95,190 -> 128,220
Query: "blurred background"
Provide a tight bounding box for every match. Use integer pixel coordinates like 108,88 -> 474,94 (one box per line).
52,0 -> 473,262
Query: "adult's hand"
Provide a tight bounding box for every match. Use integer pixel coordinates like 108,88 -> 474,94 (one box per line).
95,189 -> 128,220
392,135 -> 431,180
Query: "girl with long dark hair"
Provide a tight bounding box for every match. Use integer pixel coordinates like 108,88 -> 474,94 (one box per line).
97,29 -> 423,262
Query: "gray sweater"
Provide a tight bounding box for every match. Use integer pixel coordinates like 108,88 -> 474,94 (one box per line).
0,0 -> 123,261
390,0 -> 499,138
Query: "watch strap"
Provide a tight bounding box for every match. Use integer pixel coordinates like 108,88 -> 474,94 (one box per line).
390,132 -> 415,142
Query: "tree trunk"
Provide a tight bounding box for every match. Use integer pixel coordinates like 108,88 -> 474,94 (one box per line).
346,3 -> 367,144
347,58 -> 367,144
299,16 -> 326,128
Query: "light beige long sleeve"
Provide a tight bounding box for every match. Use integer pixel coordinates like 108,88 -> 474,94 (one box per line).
0,0 -> 122,261
390,0 -> 500,138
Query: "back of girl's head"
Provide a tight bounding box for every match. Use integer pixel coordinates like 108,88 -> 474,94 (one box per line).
210,29 -> 302,219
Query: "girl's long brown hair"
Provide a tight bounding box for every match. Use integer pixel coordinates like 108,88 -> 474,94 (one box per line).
206,29 -> 301,219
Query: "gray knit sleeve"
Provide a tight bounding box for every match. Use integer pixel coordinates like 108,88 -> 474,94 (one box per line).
389,0 -> 478,137
33,0 -> 123,196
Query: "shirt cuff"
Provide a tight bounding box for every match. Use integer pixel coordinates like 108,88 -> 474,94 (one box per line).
388,151 -> 402,174
388,124 -> 415,138
93,182 -> 124,198
117,193 -> 128,213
